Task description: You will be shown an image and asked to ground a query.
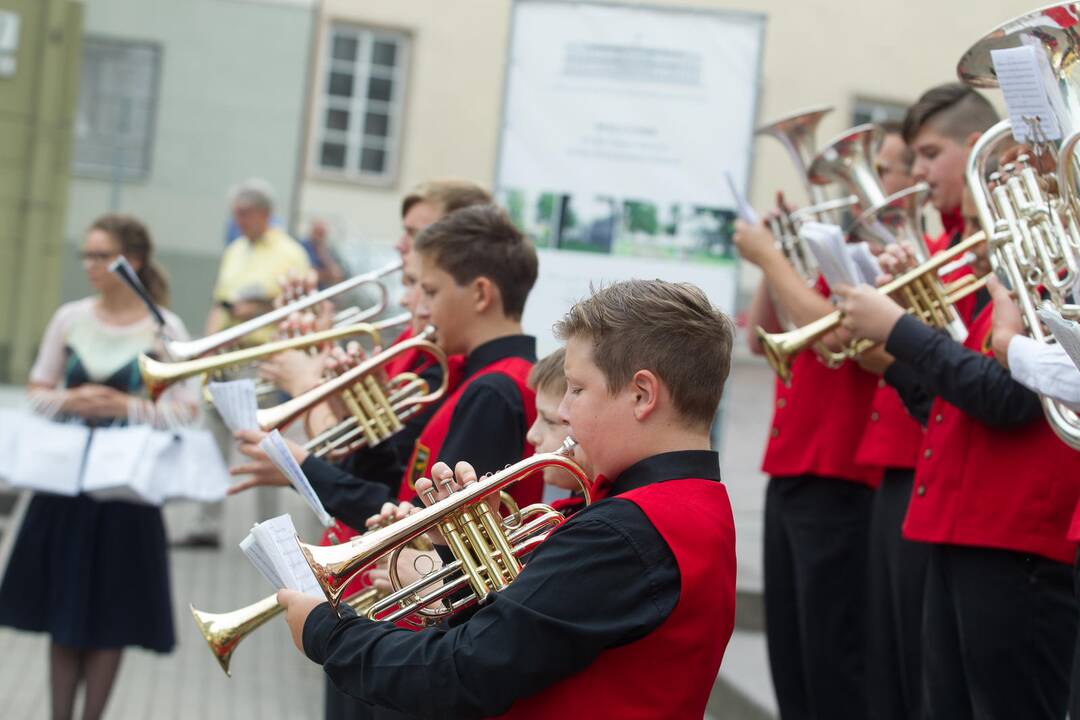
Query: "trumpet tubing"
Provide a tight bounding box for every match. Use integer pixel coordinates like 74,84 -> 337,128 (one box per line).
298,445 -> 591,616
756,232 -> 988,382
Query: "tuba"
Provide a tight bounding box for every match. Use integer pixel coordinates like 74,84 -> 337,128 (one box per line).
757,232 -> 987,382
956,2 -> 1080,449
298,440 -> 591,624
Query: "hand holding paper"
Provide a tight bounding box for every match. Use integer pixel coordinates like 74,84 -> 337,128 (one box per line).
239,513 -> 323,596
1038,302 -> 1080,371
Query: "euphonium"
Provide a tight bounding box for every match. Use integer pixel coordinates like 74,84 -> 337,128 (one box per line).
298,440 -> 591,623
162,260 -> 401,361
757,232 -> 988,382
807,123 -> 885,210
190,585 -> 382,677
957,3 -> 1080,449
257,334 -> 451,459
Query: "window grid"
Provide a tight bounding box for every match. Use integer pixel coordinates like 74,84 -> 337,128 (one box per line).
314,24 -> 408,183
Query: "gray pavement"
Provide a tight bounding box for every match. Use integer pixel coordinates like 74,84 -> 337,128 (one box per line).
0,365 -> 780,719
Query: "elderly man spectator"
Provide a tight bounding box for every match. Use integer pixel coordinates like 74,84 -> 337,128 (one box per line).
302,219 -> 347,290
205,179 -> 311,344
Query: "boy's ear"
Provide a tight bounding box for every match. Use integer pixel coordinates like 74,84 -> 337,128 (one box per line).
630,369 -> 661,422
964,130 -> 982,151
471,276 -> 502,316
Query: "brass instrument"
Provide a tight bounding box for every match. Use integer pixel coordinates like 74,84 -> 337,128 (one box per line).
298,440 -> 591,623
957,3 -> 1080,449
163,260 -> 402,362
190,585 -> 381,677
257,334 -> 451,459
851,182 -> 933,261
757,232 -> 987,382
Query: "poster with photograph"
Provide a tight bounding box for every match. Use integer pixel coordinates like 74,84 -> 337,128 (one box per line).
496,0 -> 765,354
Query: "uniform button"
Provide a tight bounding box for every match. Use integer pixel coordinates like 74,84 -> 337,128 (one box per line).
923,448 -> 933,459
917,485 -> 927,496
878,379 -> 886,388
870,412 -> 879,422
777,398 -> 787,409
935,414 -> 943,423
771,427 -> 780,438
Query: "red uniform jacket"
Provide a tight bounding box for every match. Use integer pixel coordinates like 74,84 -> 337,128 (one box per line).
762,280 -> 882,485
903,305 -> 1080,564
499,477 -> 736,719
399,356 -> 541,506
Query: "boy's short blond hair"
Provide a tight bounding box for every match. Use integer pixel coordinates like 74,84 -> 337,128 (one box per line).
554,280 -> 733,429
528,348 -> 567,397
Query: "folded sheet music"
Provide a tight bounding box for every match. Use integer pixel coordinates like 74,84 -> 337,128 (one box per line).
1038,302 -> 1080,371
207,380 -> 259,432
239,513 -> 323,595
800,222 -> 881,289
259,430 -> 333,526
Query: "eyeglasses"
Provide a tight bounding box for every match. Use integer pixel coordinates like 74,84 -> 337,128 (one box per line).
80,251 -> 119,264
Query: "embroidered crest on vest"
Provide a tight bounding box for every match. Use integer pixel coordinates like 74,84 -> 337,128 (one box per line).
407,442 -> 432,490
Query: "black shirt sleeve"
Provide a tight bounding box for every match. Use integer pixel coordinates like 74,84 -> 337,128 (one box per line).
883,358 -> 933,426
301,455 -> 397,529
435,375 -> 529,476
884,314 -> 1043,428
302,498 -> 681,719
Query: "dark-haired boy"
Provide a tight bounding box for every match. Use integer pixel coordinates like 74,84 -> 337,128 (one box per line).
278,279 -> 737,719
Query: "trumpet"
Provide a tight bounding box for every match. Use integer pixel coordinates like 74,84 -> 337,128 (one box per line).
258,335 -> 450,459
757,232 -> 987,382
163,260 -> 401,362
190,585 -> 382,677
957,3 -> 1080,450
140,317 -> 385,400
298,440 -> 591,623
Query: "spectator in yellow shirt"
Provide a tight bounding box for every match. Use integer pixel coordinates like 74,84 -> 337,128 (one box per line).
205,178 -> 311,345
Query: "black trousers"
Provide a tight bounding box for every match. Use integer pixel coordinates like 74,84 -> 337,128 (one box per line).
922,544 -> 1076,720
764,474 -> 873,720
1068,547 -> 1080,720
865,468 -> 930,720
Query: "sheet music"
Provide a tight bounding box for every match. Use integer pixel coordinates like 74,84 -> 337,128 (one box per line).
1038,302 -> 1080,371
241,514 -> 322,595
207,380 -> 259,432
847,242 -> 883,285
724,170 -> 759,224
260,430 -> 333,526
800,222 -> 860,289
991,45 -> 1062,142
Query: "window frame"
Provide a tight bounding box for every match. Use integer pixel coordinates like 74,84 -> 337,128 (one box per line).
71,34 -> 162,182
308,20 -> 411,188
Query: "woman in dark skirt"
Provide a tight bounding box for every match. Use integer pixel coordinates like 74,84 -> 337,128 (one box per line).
0,215 -> 197,720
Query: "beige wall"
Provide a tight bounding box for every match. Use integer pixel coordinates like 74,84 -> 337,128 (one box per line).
301,0 -> 1032,254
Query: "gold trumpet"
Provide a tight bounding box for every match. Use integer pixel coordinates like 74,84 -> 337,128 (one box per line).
190,585 -> 382,677
298,441 -> 591,624
757,232 -> 988,382
259,335 -> 450,459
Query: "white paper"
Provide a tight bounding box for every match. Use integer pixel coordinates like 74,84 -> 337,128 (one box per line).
1039,302 -> 1080,371
800,222 -> 860,289
847,242 -> 883,285
724,170 -> 758,224
991,45 -> 1062,143
259,430 -> 332,526
241,513 -> 322,595
82,425 -> 157,505
207,380 -> 259,432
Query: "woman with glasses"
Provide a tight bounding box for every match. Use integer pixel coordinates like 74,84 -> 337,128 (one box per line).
0,214 -> 197,720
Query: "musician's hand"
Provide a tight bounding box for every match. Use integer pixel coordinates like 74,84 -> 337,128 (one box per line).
364,501 -> 418,532
258,349 -> 324,397
274,271 -> 317,309
989,275 -> 1023,367
277,589 -> 325,653
415,461 -> 500,544
369,547 -> 442,594
855,345 -> 895,376
834,283 -> 905,345
227,429 -> 310,494
877,242 -> 918,279
733,219 -> 781,267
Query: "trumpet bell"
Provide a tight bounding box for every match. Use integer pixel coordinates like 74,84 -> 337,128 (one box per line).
808,124 -> 887,211
190,595 -> 281,677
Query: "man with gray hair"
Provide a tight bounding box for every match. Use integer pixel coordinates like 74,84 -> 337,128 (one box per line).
205,178 -> 310,343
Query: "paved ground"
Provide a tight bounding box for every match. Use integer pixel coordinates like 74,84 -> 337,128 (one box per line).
0,358 -> 780,719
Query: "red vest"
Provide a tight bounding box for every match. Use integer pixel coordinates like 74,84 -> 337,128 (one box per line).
761,280 -> 882,485
1070,502 -> 1080,543
399,356 -> 541,506
499,478 -> 736,719
903,305 -> 1080,564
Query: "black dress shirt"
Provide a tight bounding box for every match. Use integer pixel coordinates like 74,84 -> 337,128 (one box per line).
302,335 -> 536,529
302,451 -> 722,719
883,311 -> 1043,429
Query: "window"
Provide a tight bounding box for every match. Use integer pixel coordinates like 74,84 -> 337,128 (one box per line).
851,97 -> 908,127
314,24 -> 409,183
72,37 -> 161,180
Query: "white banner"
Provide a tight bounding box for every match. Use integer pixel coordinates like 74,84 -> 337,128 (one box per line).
496,0 -> 765,355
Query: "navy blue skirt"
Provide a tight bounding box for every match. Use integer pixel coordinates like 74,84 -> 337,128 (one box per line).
0,492 -> 175,652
